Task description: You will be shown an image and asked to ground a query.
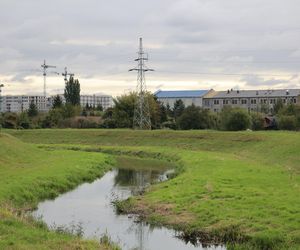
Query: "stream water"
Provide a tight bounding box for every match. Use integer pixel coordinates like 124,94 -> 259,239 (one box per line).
33,167 -> 225,250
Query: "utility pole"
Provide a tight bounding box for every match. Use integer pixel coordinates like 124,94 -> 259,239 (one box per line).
62,67 -> 74,84
129,38 -> 154,130
41,60 -> 56,97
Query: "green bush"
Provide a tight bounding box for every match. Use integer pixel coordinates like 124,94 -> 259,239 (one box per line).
2,113 -> 18,129
220,107 -> 251,131
17,112 -> 30,129
162,120 -> 176,130
277,115 -> 297,130
177,105 -> 211,130
251,112 -> 265,130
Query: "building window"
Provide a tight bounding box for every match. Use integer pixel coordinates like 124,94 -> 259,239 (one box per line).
232,99 -> 238,105
214,100 -> 219,105
223,99 -> 229,105
241,99 -> 247,104
204,100 -> 210,106
251,99 -> 256,104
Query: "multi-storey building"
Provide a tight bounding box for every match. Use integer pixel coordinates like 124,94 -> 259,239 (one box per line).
0,95 -> 50,113
0,94 -> 113,113
79,94 -> 113,110
203,89 -> 300,113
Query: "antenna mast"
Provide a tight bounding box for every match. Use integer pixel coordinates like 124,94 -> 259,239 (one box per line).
129,38 -> 154,130
41,59 -> 56,97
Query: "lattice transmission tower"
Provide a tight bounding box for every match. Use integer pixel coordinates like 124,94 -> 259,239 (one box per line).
129,38 -> 154,130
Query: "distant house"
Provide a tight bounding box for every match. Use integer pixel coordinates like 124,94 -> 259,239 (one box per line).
154,89 -> 215,108
203,89 -> 300,113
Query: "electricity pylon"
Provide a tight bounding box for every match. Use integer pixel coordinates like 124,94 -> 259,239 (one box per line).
41,60 -> 56,97
129,38 -> 154,130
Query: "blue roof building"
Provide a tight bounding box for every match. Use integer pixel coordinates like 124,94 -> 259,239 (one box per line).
154,89 -> 214,108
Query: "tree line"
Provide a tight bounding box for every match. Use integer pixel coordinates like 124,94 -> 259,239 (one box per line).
1,87 -> 300,131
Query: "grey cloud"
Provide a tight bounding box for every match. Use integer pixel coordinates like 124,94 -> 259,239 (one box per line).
240,75 -> 290,87
1,0 -> 300,95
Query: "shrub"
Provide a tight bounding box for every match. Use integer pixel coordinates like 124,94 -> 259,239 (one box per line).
221,108 -> 251,131
162,120 -> 176,130
251,112 -> 265,130
100,118 -> 117,128
277,115 -> 297,130
177,105 -> 209,130
17,112 -> 30,129
2,113 -> 18,128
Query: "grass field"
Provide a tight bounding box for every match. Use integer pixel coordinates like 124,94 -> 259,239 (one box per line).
3,129 -> 300,249
0,133 -> 116,249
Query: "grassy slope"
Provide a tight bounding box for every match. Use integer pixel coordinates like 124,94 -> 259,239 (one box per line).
0,133 -> 114,249
5,129 -> 300,249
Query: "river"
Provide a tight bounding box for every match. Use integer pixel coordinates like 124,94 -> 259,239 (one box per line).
33,164 -> 225,250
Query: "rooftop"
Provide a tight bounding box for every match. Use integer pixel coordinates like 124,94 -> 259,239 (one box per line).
155,90 -> 209,98
208,89 -> 300,98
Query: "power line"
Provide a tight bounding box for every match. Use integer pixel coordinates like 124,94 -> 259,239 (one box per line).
155,70 -> 298,78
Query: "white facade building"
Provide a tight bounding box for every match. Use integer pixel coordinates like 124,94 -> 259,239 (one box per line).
0,95 -> 50,113
79,94 -> 113,110
0,94 -> 113,113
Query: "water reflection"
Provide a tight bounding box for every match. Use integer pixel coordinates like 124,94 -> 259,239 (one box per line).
114,168 -> 168,196
33,168 -> 225,250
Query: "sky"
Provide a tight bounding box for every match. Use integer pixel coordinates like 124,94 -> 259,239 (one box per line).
0,0 -> 300,97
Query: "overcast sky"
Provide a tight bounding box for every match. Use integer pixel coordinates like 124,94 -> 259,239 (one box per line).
1,0 -> 300,96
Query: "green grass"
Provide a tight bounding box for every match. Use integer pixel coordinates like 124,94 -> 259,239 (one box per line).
0,133 -> 114,249
4,129 -> 300,249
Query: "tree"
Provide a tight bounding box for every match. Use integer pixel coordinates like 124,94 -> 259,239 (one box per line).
3,112 -> 18,128
273,99 -> 284,114
28,101 -> 38,117
42,108 -> 63,128
220,107 -> 251,131
18,112 -> 30,129
112,92 -> 136,128
177,105 -> 213,130
251,112 -> 264,130
52,95 -> 63,109
259,103 -> 269,114
278,115 -> 297,130
177,104 -> 201,130
158,102 -> 168,124
96,104 -> 103,111
101,92 -> 161,129
64,76 -> 80,105
165,103 -> 173,118
62,103 -> 81,118
173,99 -> 185,120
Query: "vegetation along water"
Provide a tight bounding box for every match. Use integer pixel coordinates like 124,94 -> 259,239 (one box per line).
0,129 -> 299,249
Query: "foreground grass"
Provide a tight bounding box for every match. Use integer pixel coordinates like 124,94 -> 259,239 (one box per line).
0,133 -> 115,249
5,129 -> 300,249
